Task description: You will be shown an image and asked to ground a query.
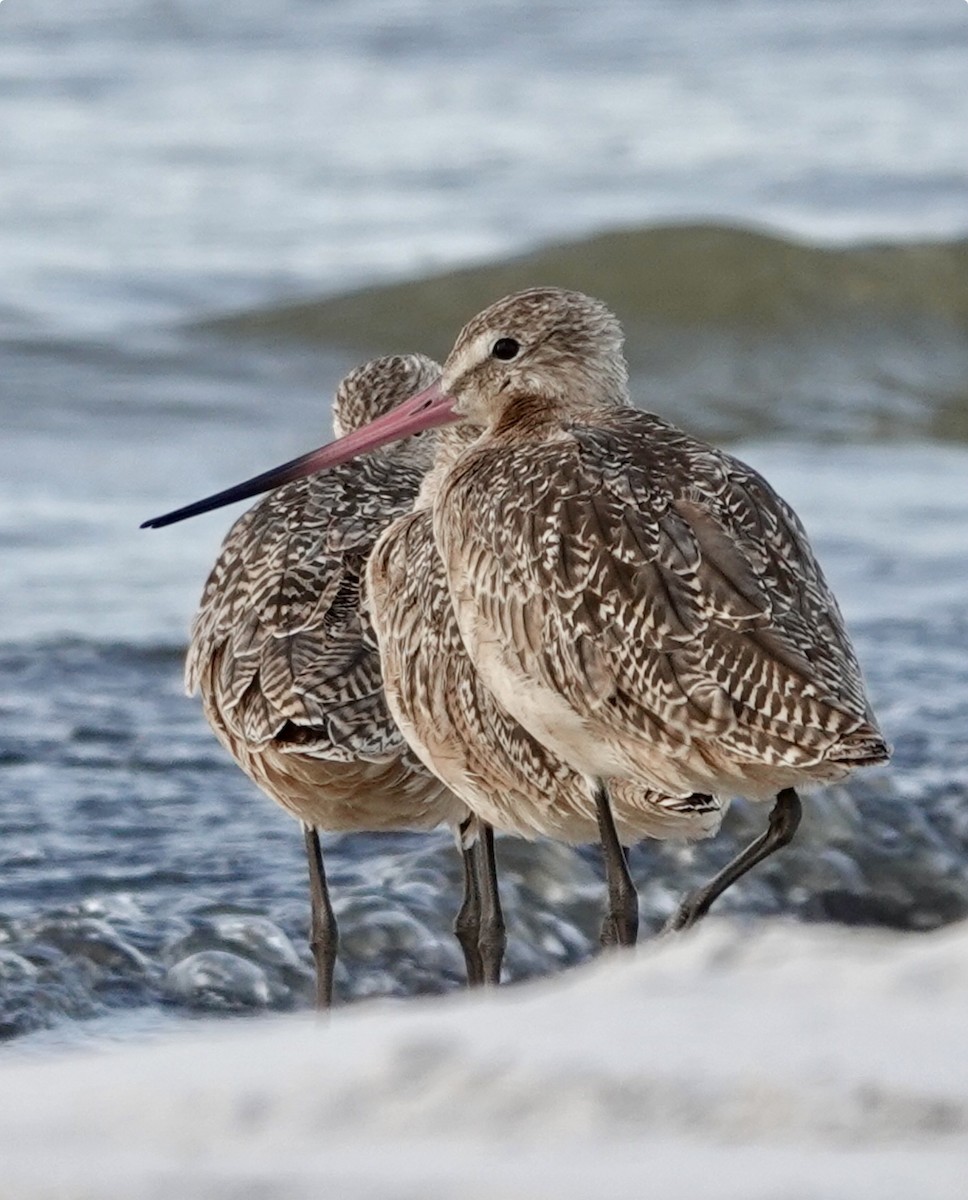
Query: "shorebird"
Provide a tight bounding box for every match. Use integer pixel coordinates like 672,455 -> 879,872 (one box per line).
366,421 -> 723,948
141,355 -> 503,1004
170,288 -> 889,943
427,289 -> 890,936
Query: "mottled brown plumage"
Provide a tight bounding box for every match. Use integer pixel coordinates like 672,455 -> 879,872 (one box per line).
171,287 -> 890,945
367,424 -> 723,851
429,289 -> 888,807
377,287 -> 887,938
187,354 -> 460,830
185,355 -> 473,1002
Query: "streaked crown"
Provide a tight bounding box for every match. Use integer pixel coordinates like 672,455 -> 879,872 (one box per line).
333,353 -> 442,437
441,287 -> 630,424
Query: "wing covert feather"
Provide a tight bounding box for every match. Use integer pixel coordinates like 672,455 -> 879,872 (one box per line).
187,453 -> 425,760
435,408 -> 879,770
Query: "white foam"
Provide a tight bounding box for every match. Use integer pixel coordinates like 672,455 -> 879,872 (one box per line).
2,918 -> 966,1198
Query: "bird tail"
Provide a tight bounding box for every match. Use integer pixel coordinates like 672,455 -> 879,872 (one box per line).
827,721 -> 891,767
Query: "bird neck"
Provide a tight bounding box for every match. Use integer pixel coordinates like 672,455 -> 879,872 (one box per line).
414,422 -> 483,509
487,387 -> 615,444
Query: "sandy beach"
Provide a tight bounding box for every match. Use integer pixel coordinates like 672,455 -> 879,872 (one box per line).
3,917 -> 966,1199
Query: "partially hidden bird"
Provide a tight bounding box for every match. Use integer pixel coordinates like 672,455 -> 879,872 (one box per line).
142,355 -> 503,1004
366,418 -> 723,948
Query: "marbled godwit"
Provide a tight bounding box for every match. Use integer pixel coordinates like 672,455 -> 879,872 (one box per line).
142,355 -> 499,1003
174,289 -> 889,943
367,421 -> 723,948
435,290 -> 889,936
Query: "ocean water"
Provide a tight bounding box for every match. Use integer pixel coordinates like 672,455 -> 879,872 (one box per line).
1,0 -> 967,1046
2,0 -> 967,334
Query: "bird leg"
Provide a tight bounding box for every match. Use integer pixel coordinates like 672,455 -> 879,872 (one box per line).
476,823 -> 506,986
663,787 -> 803,934
454,816 -> 485,987
303,824 -> 338,1009
594,780 -> 639,948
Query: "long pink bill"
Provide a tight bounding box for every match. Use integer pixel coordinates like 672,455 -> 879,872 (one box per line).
141,378 -> 457,529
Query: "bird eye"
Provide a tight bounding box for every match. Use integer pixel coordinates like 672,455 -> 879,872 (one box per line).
491,337 -> 520,361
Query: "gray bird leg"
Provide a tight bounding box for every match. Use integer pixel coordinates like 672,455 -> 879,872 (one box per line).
594,780 -> 639,948
304,823 -> 338,1009
663,787 -> 803,934
476,823 -> 506,986
455,815 -> 485,986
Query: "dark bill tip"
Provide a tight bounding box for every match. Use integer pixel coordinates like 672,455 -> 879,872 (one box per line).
139,446 -> 324,529
140,377 -> 457,530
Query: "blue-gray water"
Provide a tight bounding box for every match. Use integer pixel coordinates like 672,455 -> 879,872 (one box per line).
1,0 -> 967,1048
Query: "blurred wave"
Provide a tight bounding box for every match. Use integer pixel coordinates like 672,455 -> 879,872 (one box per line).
3,0 -> 966,335
200,223 -> 968,443
202,224 -> 968,339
